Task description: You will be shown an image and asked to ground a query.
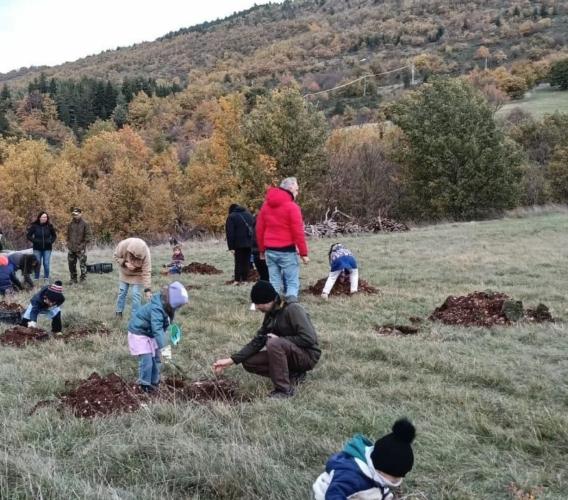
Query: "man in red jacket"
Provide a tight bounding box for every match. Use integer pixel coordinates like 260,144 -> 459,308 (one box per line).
256,177 -> 309,302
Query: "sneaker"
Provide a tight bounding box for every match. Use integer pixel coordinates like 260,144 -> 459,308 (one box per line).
290,371 -> 307,386
268,387 -> 295,399
140,384 -> 155,393
321,293 -> 329,300
249,303 -> 256,311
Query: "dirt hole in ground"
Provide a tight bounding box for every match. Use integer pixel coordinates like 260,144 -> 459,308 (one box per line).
32,373 -> 249,418
181,262 -> 223,275
307,277 -> 378,296
0,301 -> 24,312
375,324 -> 419,336
0,324 -> 111,348
429,291 -> 554,328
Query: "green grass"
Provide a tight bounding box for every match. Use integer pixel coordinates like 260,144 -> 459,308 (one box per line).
1,212 -> 568,499
498,86 -> 568,118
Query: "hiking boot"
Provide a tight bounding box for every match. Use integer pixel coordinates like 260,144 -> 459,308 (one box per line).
290,371 -> 307,386
79,275 -> 86,283
268,387 -> 295,399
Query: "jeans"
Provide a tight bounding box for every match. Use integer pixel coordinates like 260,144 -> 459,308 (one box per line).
116,282 -> 143,316
33,250 -> 52,279
138,351 -> 161,386
265,250 -> 300,300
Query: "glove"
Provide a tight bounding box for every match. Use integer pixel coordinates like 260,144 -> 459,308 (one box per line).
161,345 -> 172,360
27,321 -> 37,328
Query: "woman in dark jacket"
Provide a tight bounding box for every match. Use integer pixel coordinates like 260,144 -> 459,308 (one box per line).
26,211 -> 57,283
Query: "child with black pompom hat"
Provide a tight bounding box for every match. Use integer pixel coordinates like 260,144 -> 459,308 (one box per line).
313,418 -> 416,500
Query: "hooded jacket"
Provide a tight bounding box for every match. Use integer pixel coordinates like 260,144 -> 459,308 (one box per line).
329,244 -> 358,273
313,435 -> 397,500
26,285 -> 65,321
256,187 -> 308,257
114,238 -> 152,287
127,291 -> 173,349
27,222 -> 57,251
0,261 -> 17,293
225,205 -> 254,250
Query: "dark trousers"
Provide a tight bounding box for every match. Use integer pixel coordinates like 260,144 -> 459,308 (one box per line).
253,253 -> 269,281
242,336 -> 316,392
68,250 -> 87,281
234,248 -> 251,282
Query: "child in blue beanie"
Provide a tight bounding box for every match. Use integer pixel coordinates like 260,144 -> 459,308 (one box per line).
313,418 -> 416,500
127,281 -> 189,392
321,243 -> 359,299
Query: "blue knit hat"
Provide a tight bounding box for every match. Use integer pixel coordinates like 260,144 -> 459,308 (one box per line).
168,282 -> 189,309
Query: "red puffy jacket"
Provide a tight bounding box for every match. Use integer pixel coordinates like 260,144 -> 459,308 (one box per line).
256,187 -> 308,257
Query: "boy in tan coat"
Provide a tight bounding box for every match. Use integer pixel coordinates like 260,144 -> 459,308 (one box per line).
114,237 -> 151,318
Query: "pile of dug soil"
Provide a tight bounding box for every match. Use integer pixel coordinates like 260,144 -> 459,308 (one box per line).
525,304 -> 554,323
0,324 -> 111,348
307,277 -> 378,296
38,373 -> 248,419
430,291 -> 556,327
181,262 -> 223,275
375,324 -> 419,336
0,326 -> 49,347
429,291 -> 513,327
60,372 -> 143,418
0,301 -> 23,312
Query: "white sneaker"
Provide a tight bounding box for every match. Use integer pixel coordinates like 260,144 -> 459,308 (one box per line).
321,293 -> 329,300
249,303 -> 256,311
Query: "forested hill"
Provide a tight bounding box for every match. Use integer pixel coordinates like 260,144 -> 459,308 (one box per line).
1,0 -> 567,92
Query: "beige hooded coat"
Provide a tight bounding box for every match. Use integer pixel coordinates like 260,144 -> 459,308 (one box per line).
114,238 -> 151,287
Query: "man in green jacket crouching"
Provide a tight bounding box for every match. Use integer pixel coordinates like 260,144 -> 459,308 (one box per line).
213,281 -> 321,399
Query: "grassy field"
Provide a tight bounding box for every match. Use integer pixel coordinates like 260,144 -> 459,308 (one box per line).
498,86 -> 568,118
1,212 -> 567,499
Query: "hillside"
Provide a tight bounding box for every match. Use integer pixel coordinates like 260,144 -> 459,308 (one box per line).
0,212 -> 567,498
2,0 -> 568,96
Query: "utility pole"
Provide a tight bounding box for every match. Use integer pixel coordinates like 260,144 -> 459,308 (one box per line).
411,63 -> 415,86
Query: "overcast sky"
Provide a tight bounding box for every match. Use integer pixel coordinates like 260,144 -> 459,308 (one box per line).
0,0 -> 277,74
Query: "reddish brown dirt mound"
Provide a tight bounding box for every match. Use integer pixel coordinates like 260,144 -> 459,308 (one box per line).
36,373 -> 248,419
375,324 -> 419,336
181,262 -> 223,275
60,372 -> 143,418
0,326 -> 50,347
0,301 -> 24,312
525,304 -> 554,323
307,277 -> 378,296
0,324 -> 110,348
429,291 -> 511,327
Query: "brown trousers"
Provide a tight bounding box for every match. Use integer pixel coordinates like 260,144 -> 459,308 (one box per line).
242,336 -> 316,392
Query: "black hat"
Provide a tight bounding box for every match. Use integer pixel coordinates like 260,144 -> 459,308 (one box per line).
71,207 -> 82,214
251,280 -> 278,305
45,281 -> 64,303
370,418 -> 416,478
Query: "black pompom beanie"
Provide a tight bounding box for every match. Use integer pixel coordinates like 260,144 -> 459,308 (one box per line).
370,418 -> 416,477
251,280 -> 278,305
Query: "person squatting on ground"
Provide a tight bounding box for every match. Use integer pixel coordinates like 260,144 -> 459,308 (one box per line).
20,281 -> 65,335
8,253 -> 39,291
321,243 -> 359,299
67,208 -> 92,284
127,282 -> 189,392
114,237 -> 152,318
225,203 -> 254,284
162,244 -> 185,275
0,255 -> 18,296
26,211 -> 57,283
256,177 -> 309,302
313,418 -> 416,500
212,280 -> 321,399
